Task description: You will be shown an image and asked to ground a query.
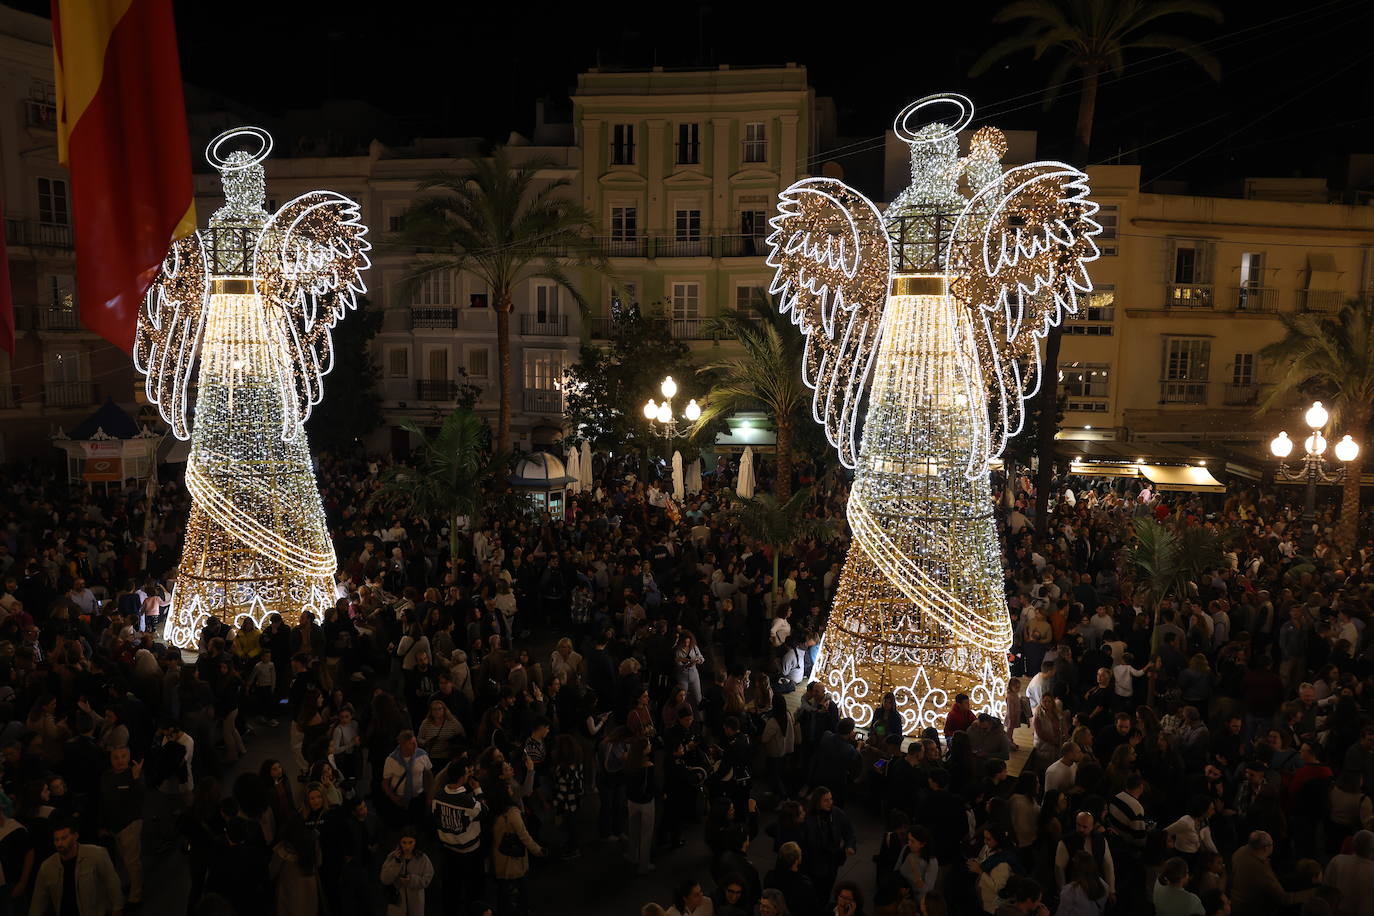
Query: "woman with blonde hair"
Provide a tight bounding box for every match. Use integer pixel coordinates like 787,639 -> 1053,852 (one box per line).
549,637 -> 585,688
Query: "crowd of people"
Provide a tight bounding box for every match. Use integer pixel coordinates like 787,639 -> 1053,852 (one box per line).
0,445 -> 1372,916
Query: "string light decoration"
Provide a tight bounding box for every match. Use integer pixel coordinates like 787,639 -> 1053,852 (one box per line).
134,127 -> 371,647
766,94 -> 1101,735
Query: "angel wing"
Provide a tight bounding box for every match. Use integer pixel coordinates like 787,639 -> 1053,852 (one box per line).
133,233 -> 210,440
765,178 -> 892,469
946,162 -> 1103,477
253,190 -> 371,440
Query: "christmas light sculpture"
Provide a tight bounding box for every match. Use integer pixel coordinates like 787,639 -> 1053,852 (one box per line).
135,127 -> 370,648
767,94 -> 1100,735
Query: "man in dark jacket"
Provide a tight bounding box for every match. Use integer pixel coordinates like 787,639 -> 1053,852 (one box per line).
762,841 -> 821,916
808,718 -> 861,805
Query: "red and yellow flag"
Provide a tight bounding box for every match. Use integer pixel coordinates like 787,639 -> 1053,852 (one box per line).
51,0 -> 195,354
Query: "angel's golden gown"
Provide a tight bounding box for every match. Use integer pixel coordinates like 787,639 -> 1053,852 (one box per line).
164,155 -> 336,648
811,129 -> 1011,736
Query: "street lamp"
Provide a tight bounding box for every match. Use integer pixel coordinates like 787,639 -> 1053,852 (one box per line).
643,375 -> 699,444
1270,400 -> 1360,554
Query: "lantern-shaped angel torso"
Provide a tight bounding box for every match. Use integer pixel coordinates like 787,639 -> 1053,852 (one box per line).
135,127 -> 371,648
766,95 -> 1101,734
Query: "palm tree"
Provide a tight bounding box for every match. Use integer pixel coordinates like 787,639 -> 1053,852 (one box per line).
1260,299 -> 1374,555
400,147 -> 615,449
694,299 -> 808,499
368,408 -> 510,563
971,0 -> 1222,544
970,0 -> 1223,161
1125,516 -> 1225,612
730,488 -> 833,609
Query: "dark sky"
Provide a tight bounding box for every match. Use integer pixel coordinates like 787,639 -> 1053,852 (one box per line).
19,0 -> 1374,191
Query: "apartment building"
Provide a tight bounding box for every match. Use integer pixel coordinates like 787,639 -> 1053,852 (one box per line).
0,5 -> 139,460
1059,165 -> 1374,451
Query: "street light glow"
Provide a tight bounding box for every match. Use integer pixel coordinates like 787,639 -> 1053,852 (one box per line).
643,398 -> 658,419
660,375 -> 677,399
1305,400 -> 1329,430
684,399 -> 701,421
1269,431 -> 1293,458
1336,434 -> 1360,463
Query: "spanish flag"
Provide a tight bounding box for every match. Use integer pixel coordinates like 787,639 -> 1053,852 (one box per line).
51,0 -> 195,354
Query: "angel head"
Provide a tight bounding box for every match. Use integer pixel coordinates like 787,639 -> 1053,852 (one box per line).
207,127 -> 273,227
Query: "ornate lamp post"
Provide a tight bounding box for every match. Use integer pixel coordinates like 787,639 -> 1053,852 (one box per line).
642,375 -> 700,446
1270,400 -> 1360,554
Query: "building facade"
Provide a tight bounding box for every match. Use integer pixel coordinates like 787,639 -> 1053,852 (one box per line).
1059,165 -> 1374,452
0,6 -> 139,461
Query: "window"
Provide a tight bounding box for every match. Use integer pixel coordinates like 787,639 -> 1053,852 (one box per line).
1065,286 -> 1114,335
670,282 -> 701,319
524,351 -> 565,390
1239,252 -> 1265,288
387,348 -> 409,378
48,274 -> 76,310
1096,204 -> 1118,256
412,271 -> 453,306
743,122 -> 767,163
469,293 -> 488,309
388,215 -> 403,233
1059,362 -> 1110,399
1174,246 -> 1199,284
467,347 -> 490,379
740,210 -> 767,239
676,123 -> 700,165
735,283 -> 767,312
1162,338 -> 1211,403
611,123 -> 636,165
675,209 -> 702,242
37,178 -> 69,226
533,282 -> 560,321
610,206 -> 638,241
611,282 -> 637,318
426,348 -> 449,381
1232,352 -> 1255,386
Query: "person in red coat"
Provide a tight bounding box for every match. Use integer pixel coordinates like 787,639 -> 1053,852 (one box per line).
945,693 -> 976,738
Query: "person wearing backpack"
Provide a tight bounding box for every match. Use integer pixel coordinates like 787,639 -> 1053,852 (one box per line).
490,781 -> 544,916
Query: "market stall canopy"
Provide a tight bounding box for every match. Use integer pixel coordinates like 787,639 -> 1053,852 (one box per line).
1066,459 -> 1225,493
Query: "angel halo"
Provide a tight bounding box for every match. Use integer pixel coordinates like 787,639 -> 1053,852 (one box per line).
135,126 -> 371,648
766,94 -> 1101,735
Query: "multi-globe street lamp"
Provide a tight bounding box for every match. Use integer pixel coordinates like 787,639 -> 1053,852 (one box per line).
643,375 -> 700,444
1270,400 -> 1360,553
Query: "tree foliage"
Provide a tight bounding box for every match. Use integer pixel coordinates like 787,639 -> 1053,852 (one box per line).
695,298 -> 809,499
562,310 -> 705,458
306,296 -> 383,451
1259,298 -> 1374,554
729,488 -> 834,605
398,147 -> 616,449
1125,516 -> 1225,611
368,408 -> 510,561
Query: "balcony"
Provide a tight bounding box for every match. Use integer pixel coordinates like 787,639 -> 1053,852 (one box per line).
1159,380 -> 1208,405
523,388 -> 563,414
1167,284 -> 1213,309
589,317 -> 616,339
36,307 -> 81,331
668,318 -> 718,340
44,381 -> 97,408
1230,286 -> 1277,313
1223,383 -> 1260,406
520,314 -> 569,336
410,307 -> 459,329
653,237 -> 710,258
598,236 -> 650,258
5,219 -> 74,249
720,235 -> 767,258
1300,289 -> 1344,312
415,379 -> 460,401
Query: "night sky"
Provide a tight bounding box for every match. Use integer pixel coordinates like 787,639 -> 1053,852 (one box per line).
16,0 -> 1374,191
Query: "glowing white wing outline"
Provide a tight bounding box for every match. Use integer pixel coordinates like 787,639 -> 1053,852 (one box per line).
253,190 -> 371,441
945,161 -> 1103,478
133,233 -> 210,441
765,178 -> 893,469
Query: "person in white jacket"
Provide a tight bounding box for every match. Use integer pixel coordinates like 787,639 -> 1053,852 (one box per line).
380,831 -> 434,916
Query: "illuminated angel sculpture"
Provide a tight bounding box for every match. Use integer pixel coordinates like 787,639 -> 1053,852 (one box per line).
766,94 -> 1101,735
135,127 -> 370,648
